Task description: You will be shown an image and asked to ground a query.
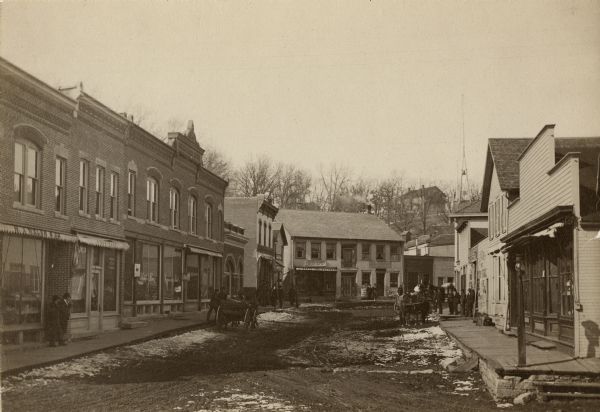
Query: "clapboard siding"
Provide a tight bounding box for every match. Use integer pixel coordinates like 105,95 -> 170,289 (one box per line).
576,229 -> 600,357
508,127 -> 579,232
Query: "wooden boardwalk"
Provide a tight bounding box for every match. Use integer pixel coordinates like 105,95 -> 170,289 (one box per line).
440,319 -> 600,377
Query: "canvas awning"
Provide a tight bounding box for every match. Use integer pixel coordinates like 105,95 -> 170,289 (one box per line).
186,245 -> 222,258
77,234 -> 129,250
0,223 -> 77,242
295,267 -> 338,272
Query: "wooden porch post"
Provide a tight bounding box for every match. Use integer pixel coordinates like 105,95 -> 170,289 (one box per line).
516,254 -> 527,367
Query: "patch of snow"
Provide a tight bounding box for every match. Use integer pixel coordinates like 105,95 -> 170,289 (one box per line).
496,403 -> 513,408
257,311 -> 301,323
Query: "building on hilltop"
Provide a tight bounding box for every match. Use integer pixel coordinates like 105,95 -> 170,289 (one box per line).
277,209 -> 405,301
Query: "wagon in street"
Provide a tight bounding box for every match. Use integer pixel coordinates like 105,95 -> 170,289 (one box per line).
215,299 -> 258,329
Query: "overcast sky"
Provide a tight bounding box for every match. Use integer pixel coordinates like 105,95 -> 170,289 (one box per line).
2,0 -> 599,187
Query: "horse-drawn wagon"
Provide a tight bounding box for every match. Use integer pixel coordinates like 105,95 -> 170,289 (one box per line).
215,299 -> 258,329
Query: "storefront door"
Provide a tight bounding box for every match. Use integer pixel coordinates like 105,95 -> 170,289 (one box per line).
89,247 -> 103,331
376,271 -> 385,297
341,274 -> 354,297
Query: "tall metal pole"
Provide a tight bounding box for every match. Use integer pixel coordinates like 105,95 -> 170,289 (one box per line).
516,257 -> 527,367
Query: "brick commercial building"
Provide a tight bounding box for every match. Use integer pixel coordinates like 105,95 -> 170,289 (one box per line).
0,57 -> 129,343
0,57 -> 228,344
277,209 -> 405,301
223,221 -> 247,298
122,121 -> 228,316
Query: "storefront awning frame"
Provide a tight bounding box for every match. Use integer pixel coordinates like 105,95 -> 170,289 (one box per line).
77,234 -> 130,250
0,223 -> 77,242
186,245 -> 222,258
295,267 -> 338,272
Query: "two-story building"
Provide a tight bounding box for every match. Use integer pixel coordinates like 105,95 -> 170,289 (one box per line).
223,221 -> 247,298
480,138 -> 532,328
0,57 -> 130,342
224,196 -> 279,302
277,209 -> 405,301
122,121 -> 228,316
502,125 -> 600,357
449,201 -> 488,294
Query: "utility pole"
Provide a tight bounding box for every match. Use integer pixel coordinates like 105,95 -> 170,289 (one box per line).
459,94 -> 470,203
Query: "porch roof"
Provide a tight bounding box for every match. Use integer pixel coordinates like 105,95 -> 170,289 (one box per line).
501,205 -> 574,246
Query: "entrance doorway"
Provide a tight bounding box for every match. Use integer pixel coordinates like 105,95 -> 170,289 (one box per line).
341,273 -> 355,298
376,271 -> 385,297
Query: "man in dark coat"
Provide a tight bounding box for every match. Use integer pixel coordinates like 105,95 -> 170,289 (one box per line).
57,292 -> 72,344
288,285 -> 298,308
466,288 -> 476,317
206,289 -> 220,323
436,286 -> 445,314
45,295 -> 62,346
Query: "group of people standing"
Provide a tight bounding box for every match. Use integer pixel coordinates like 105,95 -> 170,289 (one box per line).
434,285 -> 475,316
45,293 -> 72,346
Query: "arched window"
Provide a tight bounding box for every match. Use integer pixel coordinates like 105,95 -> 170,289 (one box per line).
146,177 -> 158,222
258,219 -> 262,245
169,187 -> 180,228
188,195 -> 198,234
14,127 -> 44,208
205,202 -> 213,238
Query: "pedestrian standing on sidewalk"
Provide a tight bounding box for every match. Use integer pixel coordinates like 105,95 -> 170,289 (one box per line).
277,283 -> 284,308
45,295 -> 63,347
288,285 -> 298,308
206,289 -> 220,323
270,285 -> 278,309
58,292 -> 72,344
436,286 -> 445,314
460,291 -> 466,316
466,288 -> 475,317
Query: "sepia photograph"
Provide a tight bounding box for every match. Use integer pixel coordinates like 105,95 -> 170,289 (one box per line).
1,0 -> 600,410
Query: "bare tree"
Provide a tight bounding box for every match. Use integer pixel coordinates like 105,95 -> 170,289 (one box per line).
273,164 -> 312,209
232,155 -> 280,197
203,145 -> 232,181
318,163 -> 352,211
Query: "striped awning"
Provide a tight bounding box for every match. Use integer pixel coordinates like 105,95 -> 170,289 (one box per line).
186,245 -> 222,258
77,234 -> 129,250
0,223 -> 77,242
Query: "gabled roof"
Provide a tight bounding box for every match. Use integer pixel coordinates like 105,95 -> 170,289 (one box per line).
277,209 -> 404,242
225,196 -> 278,226
453,199 -> 483,214
400,185 -> 446,200
481,138 -> 532,210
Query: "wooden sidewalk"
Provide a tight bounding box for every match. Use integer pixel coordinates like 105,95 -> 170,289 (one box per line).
440,319 -> 600,377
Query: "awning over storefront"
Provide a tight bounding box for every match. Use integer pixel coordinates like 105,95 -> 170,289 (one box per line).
501,205 -> 574,248
77,234 -> 129,250
0,223 -> 77,242
186,245 -> 222,258
531,222 -> 563,238
295,267 -> 338,272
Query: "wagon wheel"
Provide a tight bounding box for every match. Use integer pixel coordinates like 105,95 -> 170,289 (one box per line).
243,308 -> 252,329
215,306 -> 227,329
250,308 -> 258,329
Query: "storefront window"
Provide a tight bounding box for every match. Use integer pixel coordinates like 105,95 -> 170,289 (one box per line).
164,247 -> 182,300
104,249 -> 117,311
186,254 -> 199,300
136,244 -> 159,301
71,245 -> 87,313
1,236 -> 42,325
200,256 -> 211,300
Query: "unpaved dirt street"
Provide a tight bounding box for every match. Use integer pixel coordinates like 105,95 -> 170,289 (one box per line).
2,306 -> 599,411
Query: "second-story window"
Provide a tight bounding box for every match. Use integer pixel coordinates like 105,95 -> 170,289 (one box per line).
109,173 -> 118,220
268,224 -> 272,247
263,222 -> 267,246
311,242 -> 321,259
146,177 -> 158,222
95,166 -> 105,217
205,203 -> 213,238
296,241 -> 306,259
326,243 -> 336,260
79,160 -> 89,213
376,244 -> 385,260
55,157 -> 66,214
127,171 -> 136,216
169,188 -> 180,228
189,195 -> 197,234
391,245 -> 401,261
362,243 -> 371,260
258,219 -> 262,245
14,142 -> 40,207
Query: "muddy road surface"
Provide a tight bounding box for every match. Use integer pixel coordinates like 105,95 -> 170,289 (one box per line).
2,306 -> 599,411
